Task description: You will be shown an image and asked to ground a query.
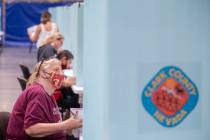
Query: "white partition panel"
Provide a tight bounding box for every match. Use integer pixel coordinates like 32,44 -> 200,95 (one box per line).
83,0 -> 210,140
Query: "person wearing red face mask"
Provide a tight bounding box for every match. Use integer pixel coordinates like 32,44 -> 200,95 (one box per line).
7,58 -> 82,140
54,50 -> 80,112
56,50 -> 80,140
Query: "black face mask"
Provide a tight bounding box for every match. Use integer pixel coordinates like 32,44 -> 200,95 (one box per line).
61,64 -> 67,70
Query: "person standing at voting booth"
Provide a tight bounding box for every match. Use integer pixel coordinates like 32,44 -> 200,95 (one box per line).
29,11 -> 59,48
7,58 -> 82,140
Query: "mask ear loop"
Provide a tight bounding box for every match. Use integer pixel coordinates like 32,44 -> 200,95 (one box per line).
41,70 -> 52,79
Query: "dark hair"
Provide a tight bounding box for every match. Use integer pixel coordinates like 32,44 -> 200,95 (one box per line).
41,11 -> 52,24
57,50 -> 74,60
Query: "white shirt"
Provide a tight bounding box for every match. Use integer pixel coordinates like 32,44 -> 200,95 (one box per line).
36,22 -> 57,48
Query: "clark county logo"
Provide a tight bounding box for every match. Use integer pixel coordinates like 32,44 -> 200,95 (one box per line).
142,66 -> 199,127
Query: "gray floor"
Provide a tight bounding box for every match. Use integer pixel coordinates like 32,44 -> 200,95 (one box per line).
0,46 -> 37,112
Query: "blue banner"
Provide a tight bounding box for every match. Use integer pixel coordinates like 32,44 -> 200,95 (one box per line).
5,2 -> 74,42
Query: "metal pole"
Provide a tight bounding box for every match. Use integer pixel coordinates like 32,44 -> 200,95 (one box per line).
2,0 -> 6,45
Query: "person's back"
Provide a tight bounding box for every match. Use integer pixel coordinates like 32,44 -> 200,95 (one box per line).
37,44 -> 57,62
59,87 -> 80,109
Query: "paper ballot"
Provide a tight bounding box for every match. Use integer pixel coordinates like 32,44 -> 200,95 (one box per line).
71,108 -> 83,119
72,85 -> 84,94
63,69 -> 74,77
63,69 -> 84,94
71,108 -> 83,138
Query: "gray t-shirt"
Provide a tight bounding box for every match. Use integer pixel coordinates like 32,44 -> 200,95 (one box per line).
37,44 -> 57,62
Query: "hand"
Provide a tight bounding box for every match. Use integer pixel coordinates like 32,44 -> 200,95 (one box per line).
63,76 -> 76,87
63,117 -> 83,130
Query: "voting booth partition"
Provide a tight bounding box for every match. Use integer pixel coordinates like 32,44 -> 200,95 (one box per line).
83,0 -> 210,140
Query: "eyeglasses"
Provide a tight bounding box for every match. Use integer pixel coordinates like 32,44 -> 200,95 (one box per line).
56,38 -> 63,41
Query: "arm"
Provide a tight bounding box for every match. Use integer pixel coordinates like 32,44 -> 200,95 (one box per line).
63,77 -> 76,87
25,118 -> 82,138
31,24 -> 41,42
25,122 -> 66,137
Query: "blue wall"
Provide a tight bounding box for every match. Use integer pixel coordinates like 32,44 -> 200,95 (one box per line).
83,0 -> 210,140
5,3 -> 70,42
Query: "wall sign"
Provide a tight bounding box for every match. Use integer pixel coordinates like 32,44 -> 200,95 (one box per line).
142,66 -> 199,127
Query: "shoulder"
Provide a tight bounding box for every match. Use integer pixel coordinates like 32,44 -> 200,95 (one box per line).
37,45 -> 55,61
26,83 -> 43,91
43,44 -> 53,49
44,45 -> 55,54
39,44 -> 53,52
24,84 -> 46,100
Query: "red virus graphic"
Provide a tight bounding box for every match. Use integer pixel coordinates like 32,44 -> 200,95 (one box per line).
152,78 -> 189,116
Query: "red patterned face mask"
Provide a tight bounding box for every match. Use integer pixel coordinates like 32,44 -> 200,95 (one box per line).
47,72 -> 64,89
